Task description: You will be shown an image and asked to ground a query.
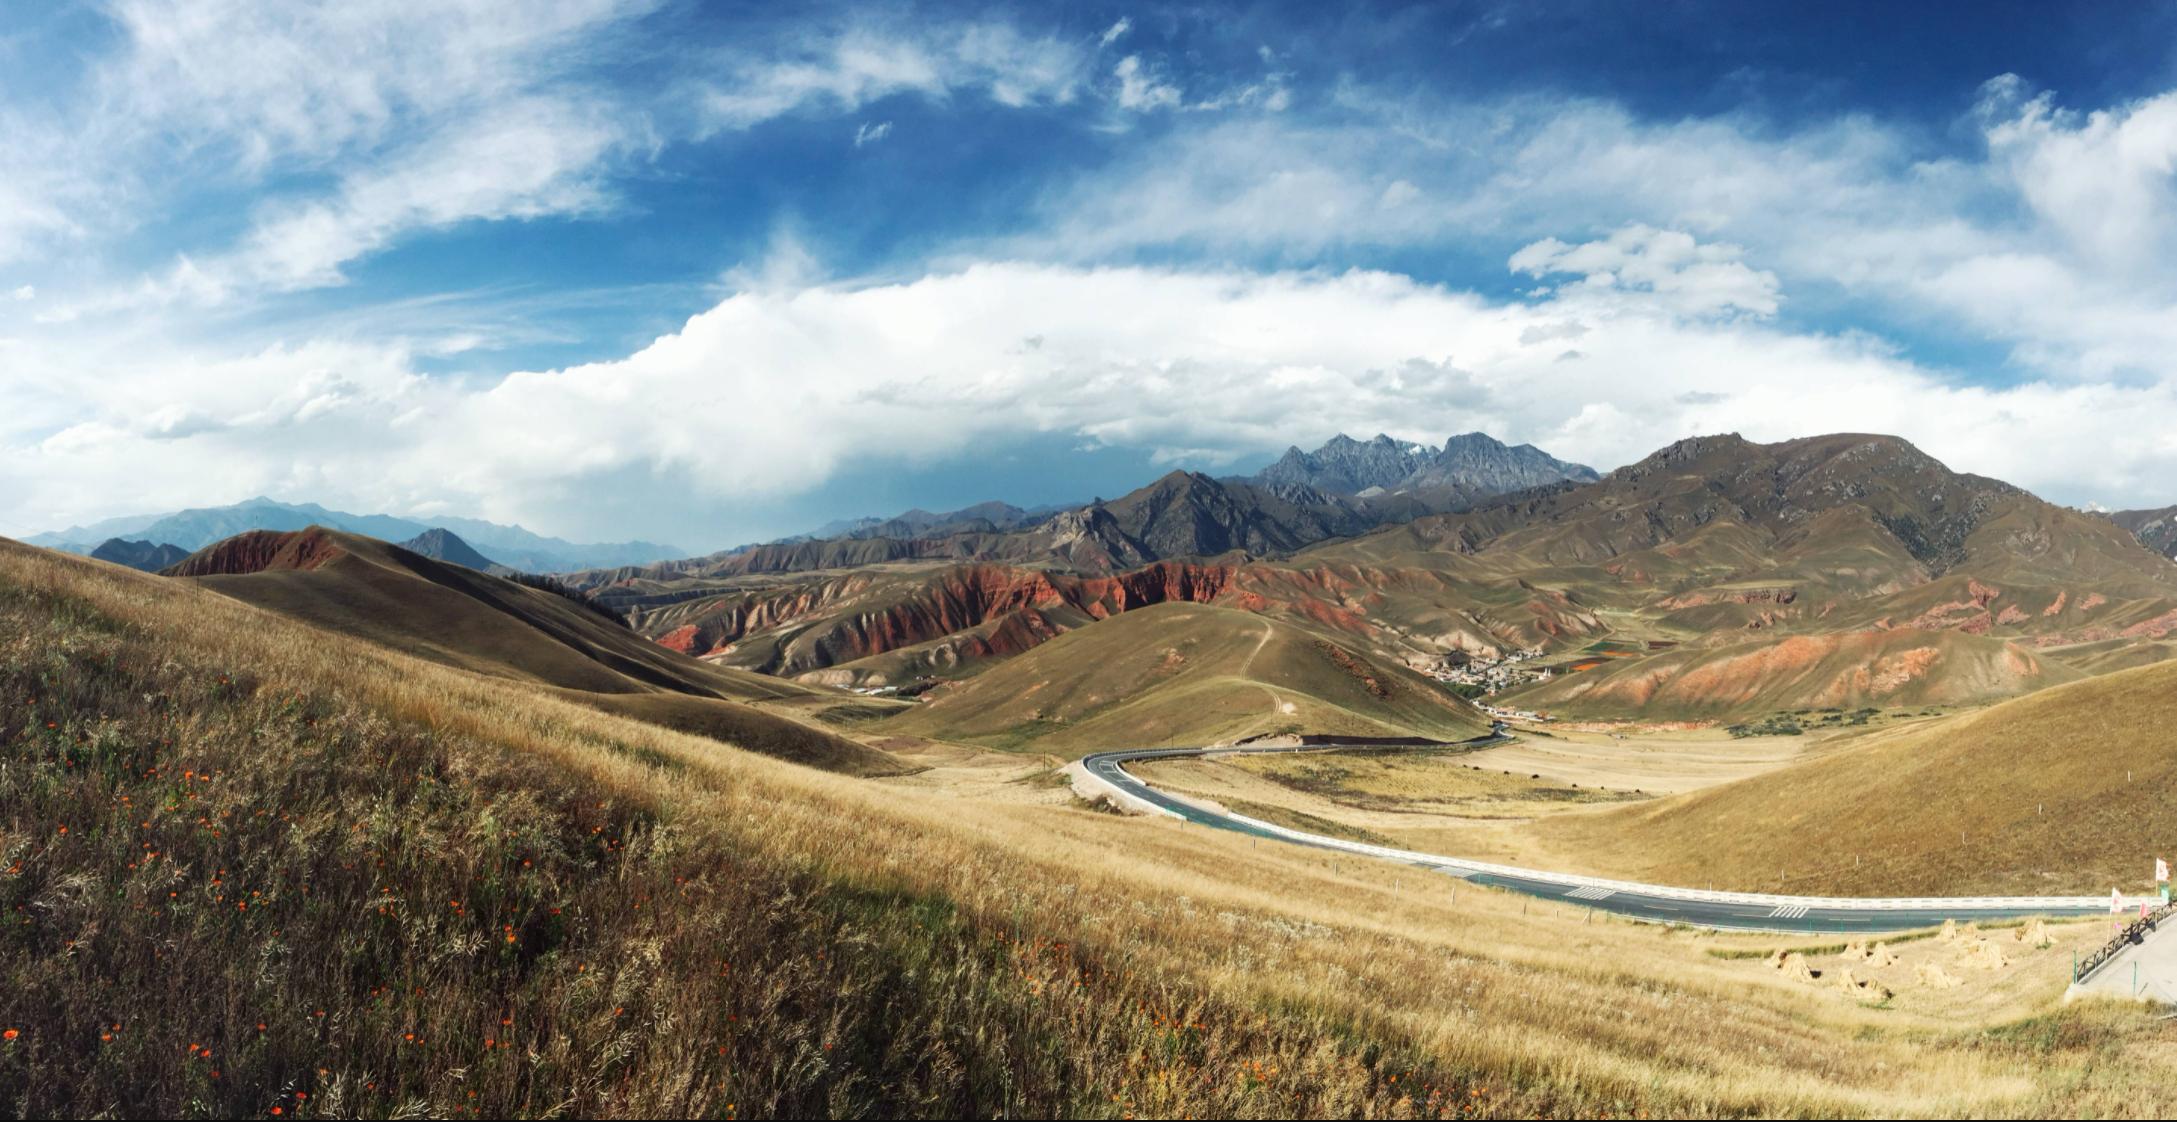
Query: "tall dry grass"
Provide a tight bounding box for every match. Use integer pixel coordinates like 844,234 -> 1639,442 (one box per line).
2,541 -> 2174,1118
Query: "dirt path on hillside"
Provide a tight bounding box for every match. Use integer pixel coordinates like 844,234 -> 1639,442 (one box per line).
1222,621 -> 1297,745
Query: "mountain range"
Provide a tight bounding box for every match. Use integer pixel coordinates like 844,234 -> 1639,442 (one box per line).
612,431 -> 1604,582
44,428 -> 2177,740
23,496 -> 681,572
1250,431 -> 1599,500
547,430 -> 2177,742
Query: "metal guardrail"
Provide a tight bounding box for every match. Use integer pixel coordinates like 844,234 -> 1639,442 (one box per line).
2075,899 -> 2174,983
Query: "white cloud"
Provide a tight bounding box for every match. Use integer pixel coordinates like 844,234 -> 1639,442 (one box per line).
0,0 -> 650,312
1113,56 -> 1181,112
854,120 -> 894,147
696,20 -> 1085,132
1510,226 -> 1780,316
14,4 -> 1096,314
16,261 -> 2177,541
1379,180 -> 1420,208
7,286 -> 31,301
1101,18 -> 1132,47
1020,81 -> 2177,384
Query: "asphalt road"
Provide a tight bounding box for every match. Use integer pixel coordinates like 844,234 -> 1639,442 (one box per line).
1081,733 -> 2110,934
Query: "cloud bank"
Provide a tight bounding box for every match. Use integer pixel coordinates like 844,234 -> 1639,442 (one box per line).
15,245 -> 2177,544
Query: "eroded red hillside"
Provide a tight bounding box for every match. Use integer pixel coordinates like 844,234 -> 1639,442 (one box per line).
161,528 -> 347,577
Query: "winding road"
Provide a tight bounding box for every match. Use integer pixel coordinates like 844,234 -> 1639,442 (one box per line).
1078,730 -> 2110,934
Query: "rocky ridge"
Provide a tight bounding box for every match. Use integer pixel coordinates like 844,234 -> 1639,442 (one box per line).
1253,431 -> 1599,498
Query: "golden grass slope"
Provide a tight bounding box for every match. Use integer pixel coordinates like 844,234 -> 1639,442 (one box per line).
1500,629 -> 2082,719
1534,654 -> 2177,897
151,528 -> 903,776
173,528 -> 812,701
8,538 -> 2177,1118
883,602 -> 1491,754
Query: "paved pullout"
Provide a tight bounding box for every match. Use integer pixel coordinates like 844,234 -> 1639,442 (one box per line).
1079,733 -> 2109,935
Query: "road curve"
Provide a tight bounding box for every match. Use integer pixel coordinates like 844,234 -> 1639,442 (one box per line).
1080,731 -> 2109,934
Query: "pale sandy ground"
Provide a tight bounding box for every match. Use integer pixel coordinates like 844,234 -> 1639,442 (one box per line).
1460,726 -> 1813,793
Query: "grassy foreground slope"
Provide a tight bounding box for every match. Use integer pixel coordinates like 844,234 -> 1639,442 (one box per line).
160,527 -> 904,777
884,602 -> 1491,754
6,540 -> 2177,1118
1536,657 -> 2177,897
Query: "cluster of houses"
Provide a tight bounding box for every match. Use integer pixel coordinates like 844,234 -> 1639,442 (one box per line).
1414,647 -> 1557,722
1418,646 -> 1551,693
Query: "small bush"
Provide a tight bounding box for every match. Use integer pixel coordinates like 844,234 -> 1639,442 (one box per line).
1726,715 -> 1805,738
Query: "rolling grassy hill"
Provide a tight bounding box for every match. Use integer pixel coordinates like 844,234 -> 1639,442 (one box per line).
883,602 -> 1491,754
8,538 -> 2177,1116
1534,655 -> 2177,897
152,527 -> 906,776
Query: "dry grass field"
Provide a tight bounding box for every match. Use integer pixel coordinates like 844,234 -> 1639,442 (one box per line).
4,540 -> 2176,1117
1532,659 -> 2177,897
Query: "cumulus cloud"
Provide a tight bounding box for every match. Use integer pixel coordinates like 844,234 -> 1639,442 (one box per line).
15,261 -> 2177,543
1510,226 -> 1780,316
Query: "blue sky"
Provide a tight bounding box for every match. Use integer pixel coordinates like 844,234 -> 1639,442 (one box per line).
7,1 -> 2177,550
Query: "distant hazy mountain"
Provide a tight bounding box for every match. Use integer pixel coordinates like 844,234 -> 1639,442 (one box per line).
397,528 -> 503,572
90,538 -> 190,572
785,500 -> 1071,547
580,469 -> 1467,584
1253,432 -> 1599,498
23,497 -> 679,573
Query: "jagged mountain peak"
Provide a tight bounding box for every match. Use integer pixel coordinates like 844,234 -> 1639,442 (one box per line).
1258,429 -> 1598,499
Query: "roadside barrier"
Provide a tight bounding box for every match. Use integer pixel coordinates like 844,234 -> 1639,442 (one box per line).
2075,899 -> 2175,983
